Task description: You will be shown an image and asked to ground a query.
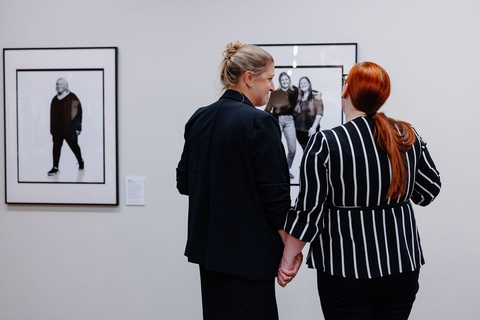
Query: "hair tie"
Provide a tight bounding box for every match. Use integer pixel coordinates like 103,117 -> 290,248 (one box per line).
366,110 -> 377,117
222,40 -> 244,59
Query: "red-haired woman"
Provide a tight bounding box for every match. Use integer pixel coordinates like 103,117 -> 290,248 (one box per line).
278,62 -> 441,320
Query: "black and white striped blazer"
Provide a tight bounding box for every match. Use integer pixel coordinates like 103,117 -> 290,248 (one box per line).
285,116 -> 441,279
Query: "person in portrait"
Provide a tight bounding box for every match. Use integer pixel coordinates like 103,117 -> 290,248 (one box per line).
278,62 -> 442,320
265,72 -> 298,179
293,76 -> 324,150
176,41 -> 302,320
48,78 -> 84,176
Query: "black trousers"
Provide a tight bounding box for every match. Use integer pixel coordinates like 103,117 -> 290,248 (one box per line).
317,270 -> 420,320
199,265 -> 278,320
52,134 -> 82,167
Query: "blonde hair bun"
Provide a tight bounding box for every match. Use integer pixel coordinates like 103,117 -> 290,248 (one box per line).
219,43 -> 273,90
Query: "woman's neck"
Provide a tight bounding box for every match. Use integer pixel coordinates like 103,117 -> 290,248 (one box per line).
345,109 -> 366,122
343,97 -> 366,122
227,87 -> 251,104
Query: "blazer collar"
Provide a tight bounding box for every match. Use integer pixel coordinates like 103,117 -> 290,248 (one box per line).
221,89 -> 255,107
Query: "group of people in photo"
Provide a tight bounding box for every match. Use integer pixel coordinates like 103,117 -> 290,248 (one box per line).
177,41 -> 441,320
264,72 -> 324,178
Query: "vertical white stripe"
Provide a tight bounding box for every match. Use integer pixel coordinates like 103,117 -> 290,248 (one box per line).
407,205 -> 417,268
329,211 -> 333,273
309,246 -> 316,269
348,211 -> 359,279
391,209 -> 403,273
410,141 -> 418,197
386,158 -> 392,205
331,131 -> 345,206
383,209 -> 391,274
371,210 -> 383,277
360,211 -> 372,278
337,211 -> 345,277
401,207 -> 414,270
301,134 -> 318,210
404,152 -> 411,202
393,124 -> 408,202
352,121 -> 370,206
322,132 -> 335,206
311,203 -> 326,241
360,117 -> 382,205
320,218 -> 326,271
341,126 -> 357,206
300,137 -> 325,240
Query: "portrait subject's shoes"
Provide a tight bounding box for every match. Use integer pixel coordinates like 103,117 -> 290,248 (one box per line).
48,167 -> 59,176
79,160 -> 84,170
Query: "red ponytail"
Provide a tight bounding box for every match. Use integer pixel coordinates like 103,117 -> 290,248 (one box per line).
346,62 -> 415,199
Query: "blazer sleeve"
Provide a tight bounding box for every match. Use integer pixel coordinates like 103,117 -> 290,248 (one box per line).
411,138 -> 441,206
176,125 -> 190,196
249,115 -> 291,230
284,132 -> 329,242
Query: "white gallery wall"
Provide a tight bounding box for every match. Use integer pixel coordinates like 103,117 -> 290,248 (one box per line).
0,0 -> 478,319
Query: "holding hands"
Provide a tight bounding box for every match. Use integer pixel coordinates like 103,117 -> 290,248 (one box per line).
277,251 -> 303,287
276,231 -> 307,287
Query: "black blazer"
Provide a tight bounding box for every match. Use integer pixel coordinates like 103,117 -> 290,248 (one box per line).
177,90 -> 291,281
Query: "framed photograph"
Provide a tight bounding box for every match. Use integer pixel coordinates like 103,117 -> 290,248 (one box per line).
3,47 -> 118,205
260,66 -> 344,185
258,43 -> 357,188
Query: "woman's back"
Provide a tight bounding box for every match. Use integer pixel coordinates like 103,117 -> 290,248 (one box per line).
288,115 -> 441,278
178,90 -> 292,281
282,61 -> 442,319
314,116 -> 438,208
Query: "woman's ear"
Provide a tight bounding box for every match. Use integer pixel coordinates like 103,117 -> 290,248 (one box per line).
244,71 -> 254,88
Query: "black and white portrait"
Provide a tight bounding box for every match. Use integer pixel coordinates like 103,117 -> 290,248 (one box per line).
17,70 -> 105,184
262,66 -> 344,185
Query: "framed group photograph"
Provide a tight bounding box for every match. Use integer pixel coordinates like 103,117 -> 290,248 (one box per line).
3,47 -> 118,205
257,43 -> 357,192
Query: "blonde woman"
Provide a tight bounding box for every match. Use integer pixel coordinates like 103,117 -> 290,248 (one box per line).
177,42 -> 301,320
